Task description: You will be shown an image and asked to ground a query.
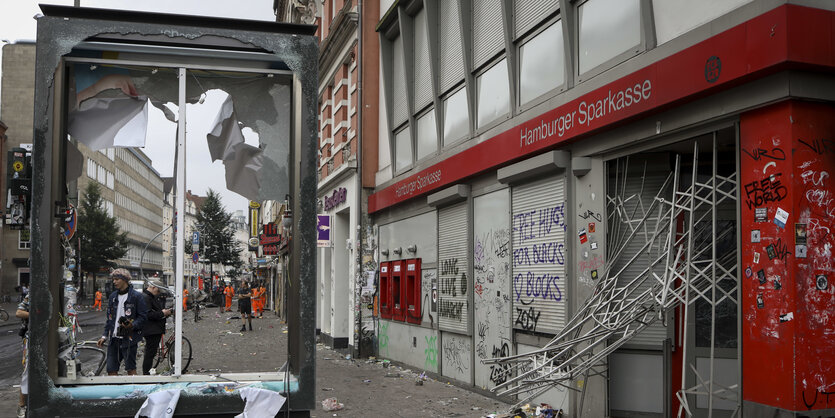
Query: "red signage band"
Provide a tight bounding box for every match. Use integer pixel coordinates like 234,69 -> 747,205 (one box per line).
368,5 -> 834,213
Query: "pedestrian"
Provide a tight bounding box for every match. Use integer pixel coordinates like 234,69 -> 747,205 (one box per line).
238,281 -> 253,332
97,269 -> 148,376
93,289 -> 102,311
224,283 -> 234,312
258,282 -> 267,317
183,287 -> 189,311
15,294 -> 29,418
141,279 -> 172,375
251,284 -> 261,318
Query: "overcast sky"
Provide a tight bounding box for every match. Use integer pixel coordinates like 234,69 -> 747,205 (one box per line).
1,0 -> 278,214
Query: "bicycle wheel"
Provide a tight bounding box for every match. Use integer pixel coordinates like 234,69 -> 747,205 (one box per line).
0,309 -> 9,321
76,346 -> 106,376
166,336 -> 193,373
153,339 -> 168,370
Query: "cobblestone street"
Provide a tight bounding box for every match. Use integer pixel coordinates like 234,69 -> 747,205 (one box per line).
0,302 -> 510,417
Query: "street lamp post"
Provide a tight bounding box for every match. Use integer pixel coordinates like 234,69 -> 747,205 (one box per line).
140,224 -> 172,282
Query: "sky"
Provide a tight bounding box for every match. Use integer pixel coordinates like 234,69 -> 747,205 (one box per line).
1,0 -> 278,214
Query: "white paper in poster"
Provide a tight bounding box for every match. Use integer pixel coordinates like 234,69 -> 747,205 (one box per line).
774,207 -> 789,229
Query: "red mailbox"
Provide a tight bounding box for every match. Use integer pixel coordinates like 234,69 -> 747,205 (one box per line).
379,261 -> 392,319
405,258 -> 422,324
392,260 -> 406,321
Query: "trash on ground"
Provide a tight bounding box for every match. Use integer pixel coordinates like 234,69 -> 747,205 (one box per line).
321,397 -> 344,411
362,379 -> 371,384
321,387 -> 334,391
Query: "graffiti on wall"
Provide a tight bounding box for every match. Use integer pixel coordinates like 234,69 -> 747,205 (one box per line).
378,321 -> 389,357
443,337 -> 470,374
424,335 -> 438,370
489,342 -> 513,386
512,200 -> 567,334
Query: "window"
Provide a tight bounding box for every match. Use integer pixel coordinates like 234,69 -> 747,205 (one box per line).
394,126 -> 413,172
476,59 -> 510,129
416,110 -> 437,160
19,229 -> 31,250
443,88 -> 469,145
578,0 -> 641,75
520,21 -> 565,106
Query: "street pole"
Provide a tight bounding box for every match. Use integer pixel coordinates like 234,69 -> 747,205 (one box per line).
139,224 -> 172,281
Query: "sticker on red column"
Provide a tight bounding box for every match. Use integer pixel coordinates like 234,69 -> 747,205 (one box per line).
754,208 -> 768,222
794,223 -> 807,244
817,275 -> 829,291
756,294 -> 764,309
751,230 -> 761,243
774,207 -> 789,229
796,245 -> 807,258
766,244 -> 777,260
753,252 -> 760,264
772,276 -> 782,290
757,269 -> 766,285
779,312 -> 793,323
745,267 -> 753,278
578,228 -> 588,244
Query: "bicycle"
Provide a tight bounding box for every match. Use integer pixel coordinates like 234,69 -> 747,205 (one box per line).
149,311 -> 193,373
58,313 -> 106,377
0,307 -> 9,321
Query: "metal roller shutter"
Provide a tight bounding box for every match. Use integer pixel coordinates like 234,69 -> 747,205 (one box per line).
392,35 -> 409,127
511,175 -> 567,334
608,171 -> 669,347
438,202 -> 469,334
439,0 -> 465,93
413,9 -> 433,110
514,0 -> 559,39
472,0 -> 504,69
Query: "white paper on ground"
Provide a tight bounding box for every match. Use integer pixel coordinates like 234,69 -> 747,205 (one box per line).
234,387 -> 286,418
134,389 -> 180,418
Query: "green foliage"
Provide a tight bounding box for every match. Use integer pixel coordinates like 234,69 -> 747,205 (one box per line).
193,189 -> 243,269
77,181 -> 129,276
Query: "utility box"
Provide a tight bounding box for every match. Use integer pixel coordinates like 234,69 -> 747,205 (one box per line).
391,260 -> 406,322
405,258 -> 422,324
379,261 -> 392,319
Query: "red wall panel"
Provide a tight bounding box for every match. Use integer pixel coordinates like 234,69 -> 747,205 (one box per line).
740,100 -> 835,412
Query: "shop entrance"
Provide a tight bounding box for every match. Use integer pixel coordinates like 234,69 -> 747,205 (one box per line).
606,127 -> 740,417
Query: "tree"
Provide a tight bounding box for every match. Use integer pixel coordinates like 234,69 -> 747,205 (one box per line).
190,189 -> 243,290
77,181 -> 129,285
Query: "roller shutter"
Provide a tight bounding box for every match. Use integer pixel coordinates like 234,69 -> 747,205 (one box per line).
472,0 -> 504,69
511,175 -> 567,334
607,170 -> 669,347
514,0 -> 559,39
439,0 -> 465,93
438,202 -> 469,333
413,9 -> 433,110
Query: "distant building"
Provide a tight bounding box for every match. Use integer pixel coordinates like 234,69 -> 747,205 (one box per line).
0,42 -> 36,299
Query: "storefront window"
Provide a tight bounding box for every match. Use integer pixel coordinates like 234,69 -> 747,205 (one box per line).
394,126 -> 413,172
443,87 -> 469,145
477,59 -> 510,129
578,0 -> 641,75
519,21 -> 565,106
416,110 -> 437,160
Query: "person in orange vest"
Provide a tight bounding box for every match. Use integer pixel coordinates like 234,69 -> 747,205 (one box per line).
258,283 -> 267,317
93,289 -> 103,311
224,284 -> 234,312
251,284 -> 261,317
183,287 -> 189,311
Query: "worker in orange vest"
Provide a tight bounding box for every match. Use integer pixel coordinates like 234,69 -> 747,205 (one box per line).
258,283 -> 267,317
93,289 -> 102,311
183,287 -> 189,311
224,284 -> 234,312
251,284 -> 261,317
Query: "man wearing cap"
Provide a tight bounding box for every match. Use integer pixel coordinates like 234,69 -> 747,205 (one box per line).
97,268 -> 148,376
141,278 -> 172,375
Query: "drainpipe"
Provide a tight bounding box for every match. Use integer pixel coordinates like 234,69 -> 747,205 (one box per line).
354,0 -> 364,358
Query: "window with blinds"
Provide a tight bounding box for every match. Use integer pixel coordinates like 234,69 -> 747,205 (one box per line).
513,0 -> 559,39
391,35 -> 409,127
439,0 -> 465,94
472,0 -> 504,70
413,8 -> 432,111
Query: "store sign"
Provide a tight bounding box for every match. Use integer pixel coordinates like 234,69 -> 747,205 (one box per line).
324,187 -> 347,211
261,222 -> 280,255
317,214 -> 332,248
